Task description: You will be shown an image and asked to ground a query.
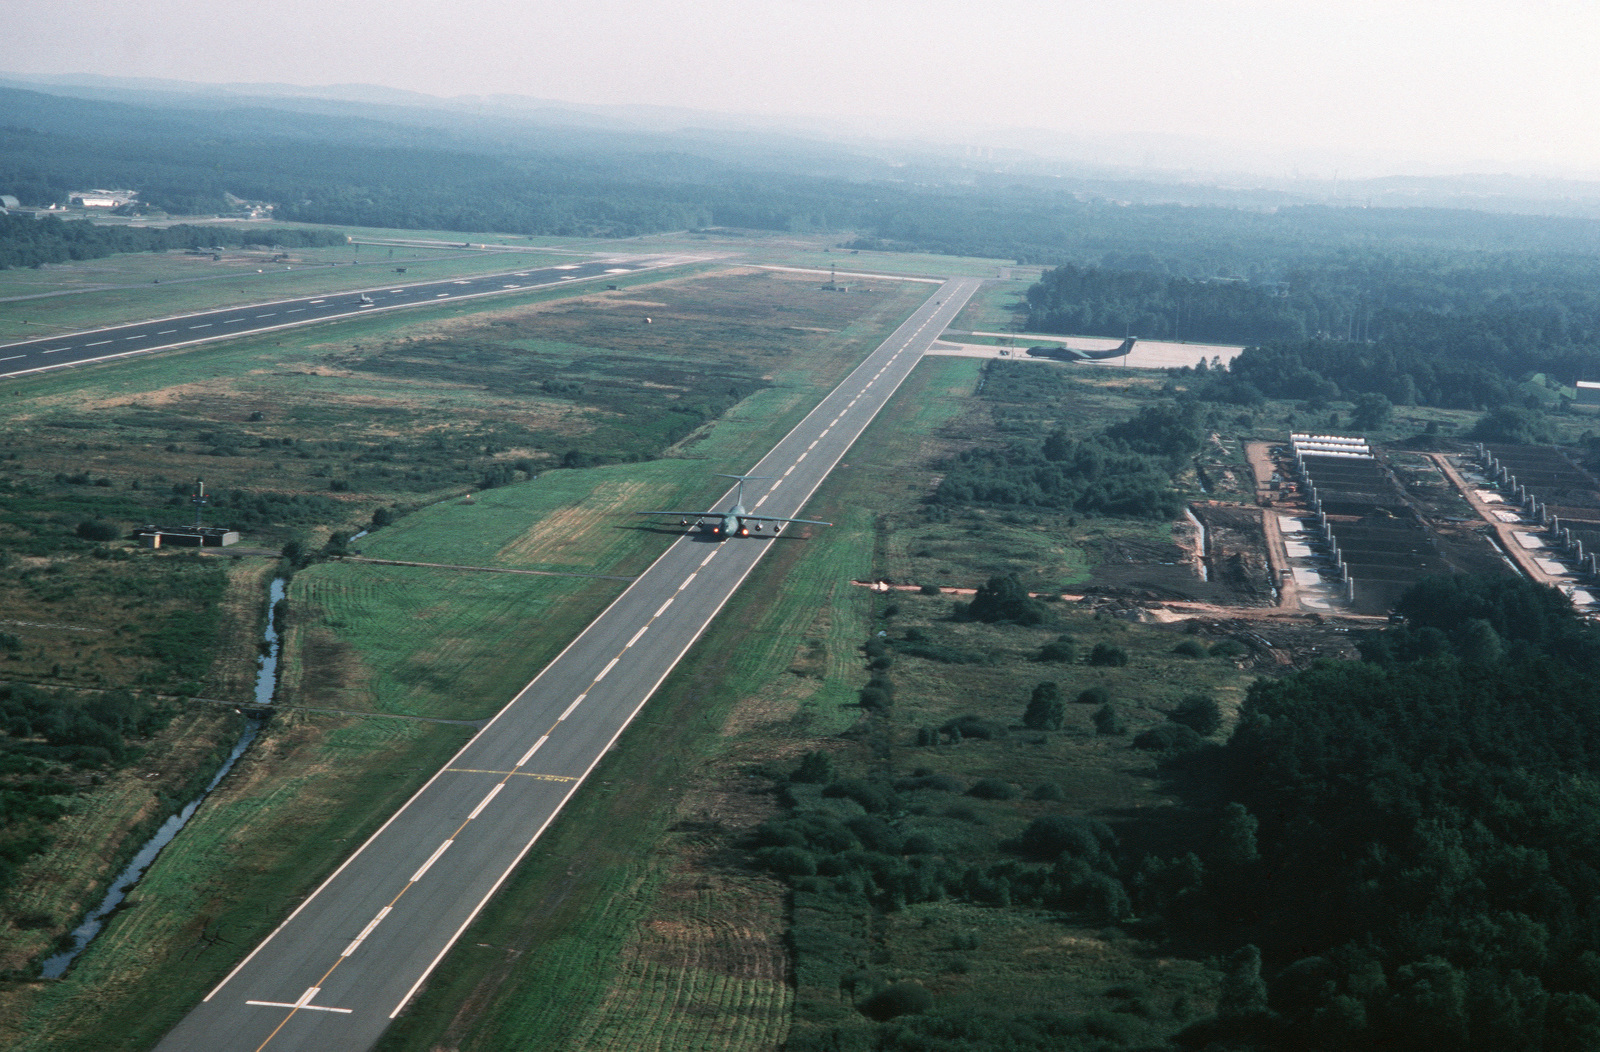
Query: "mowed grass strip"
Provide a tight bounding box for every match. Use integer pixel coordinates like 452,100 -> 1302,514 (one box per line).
282,562 -> 623,720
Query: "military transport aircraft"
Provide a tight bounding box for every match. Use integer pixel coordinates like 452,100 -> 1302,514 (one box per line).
637,474 -> 833,538
1025,336 -> 1136,362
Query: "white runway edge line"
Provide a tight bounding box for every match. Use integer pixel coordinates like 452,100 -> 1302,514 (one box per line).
387,277 -> 980,1022
199,278 -> 975,1025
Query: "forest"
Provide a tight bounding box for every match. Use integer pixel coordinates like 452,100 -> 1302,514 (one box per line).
1155,575 -> 1600,1051
0,213 -> 343,270
8,84 -> 1600,273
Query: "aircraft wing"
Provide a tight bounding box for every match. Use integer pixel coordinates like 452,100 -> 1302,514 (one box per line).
636,510 -> 713,518
737,514 -> 833,527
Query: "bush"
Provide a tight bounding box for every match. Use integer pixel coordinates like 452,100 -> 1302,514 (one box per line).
965,574 -> 1048,625
755,845 -> 817,877
822,779 -> 895,812
1076,685 -> 1112,706
1035,636 -> 1077,663
1088,643 -> 1129,667
858,981 -> 934,1021
792,751 -> 836,784
1031,782 -> 1065,800
895,772 -> 965,793
1020,815 -> 1116,861
1211,638 -> 1249,659
919,583 -> 941,595
1093,703 -> 1127,736
1170,694 -> 1222,736
74,520 -> 120,542
967,778 -> 1018,800
1172,639 -> 1207,658
1022,681 -> 1066,730
941,714 -> 1007,741
1133,723 -> 1203,752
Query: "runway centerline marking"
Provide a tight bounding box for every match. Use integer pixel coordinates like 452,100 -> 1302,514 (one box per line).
156,330 -> 176,335
409,840 -> 453,882
558,694 -> 585,720
467,783 -> 503,821
85,340 -> 111,347
626,626 -> 648,648
516,737 -> 549,766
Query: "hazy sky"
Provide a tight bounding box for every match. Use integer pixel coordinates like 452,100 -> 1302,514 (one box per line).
9,1 -> 1597,176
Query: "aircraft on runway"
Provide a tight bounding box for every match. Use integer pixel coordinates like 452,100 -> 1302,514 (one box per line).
637,474 -> 832,538
1025,336 -> 1136,362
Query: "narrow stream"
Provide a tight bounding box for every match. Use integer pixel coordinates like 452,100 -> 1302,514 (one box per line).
40,577 -> 286,978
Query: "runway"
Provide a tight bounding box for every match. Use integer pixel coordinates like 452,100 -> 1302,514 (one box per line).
152,276 -> 983,1052
0,254 -> 700,379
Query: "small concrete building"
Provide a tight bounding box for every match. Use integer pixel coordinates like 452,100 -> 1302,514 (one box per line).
135,525 -> 239,548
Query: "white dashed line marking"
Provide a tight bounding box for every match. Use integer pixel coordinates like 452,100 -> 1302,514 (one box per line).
341,907 -> 392,956
467,784 -> 503,821
189,324 -> 210,329
85,340 -> 112,347
678,573 -> 697,591
125,335 -> 142,340
517,737 -> 548,766
410,840 -> 453,882
654,597 -> 675,618
156,330 -> 177,335
559,694 -> 586,720
594,658 -> 619,682
699,552 -> 717,567
626,626 -> 648,648
807,441 -> 818,450
0,355 -> 22,362
256,313 -> 276,318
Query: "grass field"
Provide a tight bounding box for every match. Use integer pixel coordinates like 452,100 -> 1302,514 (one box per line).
0,258 -> 939,1044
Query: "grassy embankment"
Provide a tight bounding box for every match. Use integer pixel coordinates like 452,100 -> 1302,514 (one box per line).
0,266 -> 933,1047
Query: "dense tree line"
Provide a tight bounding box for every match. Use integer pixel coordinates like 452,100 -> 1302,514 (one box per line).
1158,576 -> 1600,1050
11,85 -> 1600,272
934,396 -> 1200,518
0,213 -> 343,270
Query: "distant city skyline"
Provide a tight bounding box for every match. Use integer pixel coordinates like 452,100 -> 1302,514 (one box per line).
10,0 -> 1596,178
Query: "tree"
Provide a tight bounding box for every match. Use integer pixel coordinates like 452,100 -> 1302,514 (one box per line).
1088,643 -> 1129,667
1218,945 -> 1269,1019
792,750 -> 835,784
1170,694 -> 1222,736
1093,703 -> 1126,736
1213,803 -> 1259,866
966,575 -> 1048,625
1035,636 -> 1077,663
1351,392 -> 1393,430
1022,682 -> 1065,730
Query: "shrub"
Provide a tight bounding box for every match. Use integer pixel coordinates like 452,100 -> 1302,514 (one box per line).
919,583 -> 941,595
792,750 -> 836,784
941,714 -> 1006,741
1076,685 -> 1112,706
1020,815 -> 1116,861
967,778 -> 1017,800
1172,639 -> 1207,658
965,574 -> 1048,625
1211,638 -> 1249,659
895,772 -> 966,793
1133,723 -> 1203,752
1093,703 -> 1127,736
1170,694 -> 1222,736
1031,782 -> 1065,801
756,845 -> 818,877
846,815 -> 904,854
74,520 -> 120,542
1022,681 -> 1066,730
1088,643 -> 1129,667
858,982 -> 933,1021
1035,637 -> 1077,663
823,779 -> 895,812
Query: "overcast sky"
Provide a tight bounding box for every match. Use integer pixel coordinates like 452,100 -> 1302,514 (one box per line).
9,0 -> 1597,177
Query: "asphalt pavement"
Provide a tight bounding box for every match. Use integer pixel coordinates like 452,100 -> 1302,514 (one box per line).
149,276 -> 982,1052
0,255 -> 699,379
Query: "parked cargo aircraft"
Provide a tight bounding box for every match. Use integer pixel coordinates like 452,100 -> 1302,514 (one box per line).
637,473 -> 832,538
1025,336 -> 1136,362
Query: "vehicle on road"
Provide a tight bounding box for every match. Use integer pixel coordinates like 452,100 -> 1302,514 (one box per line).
637,473 -> 832,538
